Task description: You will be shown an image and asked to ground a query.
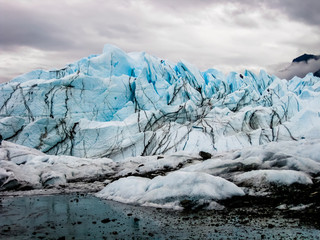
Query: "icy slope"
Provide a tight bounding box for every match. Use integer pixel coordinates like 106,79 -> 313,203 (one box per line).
1,44 -> 320,159
2,139 -> 319,209
95,138 -> 320,208
0,141 -> 116,191
0,140 -> 200,192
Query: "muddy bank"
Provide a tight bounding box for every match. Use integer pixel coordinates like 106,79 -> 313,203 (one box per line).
0,193 -> 319,239
219,179 -> 320,229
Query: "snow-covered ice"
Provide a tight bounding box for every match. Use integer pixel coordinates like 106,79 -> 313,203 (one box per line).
1,138 -> 320,209
0,141 -> 116,191
233,170 -> 313,187
181,139 -> 320,177
96,171 -> 244,209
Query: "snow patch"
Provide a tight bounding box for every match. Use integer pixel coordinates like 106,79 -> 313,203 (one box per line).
96,171 -> 244,209
233,170 -> 312,187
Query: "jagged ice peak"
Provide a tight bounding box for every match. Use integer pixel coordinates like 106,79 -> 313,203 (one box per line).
0,44 -> 320,161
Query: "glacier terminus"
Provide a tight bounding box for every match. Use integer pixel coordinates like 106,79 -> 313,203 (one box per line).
1,44 -> 319,160
1,44 -> 320,215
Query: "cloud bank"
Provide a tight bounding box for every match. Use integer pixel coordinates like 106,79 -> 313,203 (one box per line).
277,59 -> 320,80
0,0 -> 319,83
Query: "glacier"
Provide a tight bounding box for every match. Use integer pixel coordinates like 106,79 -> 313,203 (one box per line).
1,44 -> 320,210
1,44 -> 320,160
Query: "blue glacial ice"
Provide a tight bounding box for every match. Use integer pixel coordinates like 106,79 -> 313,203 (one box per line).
0,44 -> 320,162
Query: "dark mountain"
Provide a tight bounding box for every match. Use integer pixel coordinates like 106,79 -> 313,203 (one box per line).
292,53 -> 320,63
289,53 -> 320,78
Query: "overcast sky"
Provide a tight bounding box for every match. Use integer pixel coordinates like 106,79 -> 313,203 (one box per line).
0,0 -> 319,83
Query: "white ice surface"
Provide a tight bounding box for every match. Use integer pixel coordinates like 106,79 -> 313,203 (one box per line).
0,141 -> 116,190
1,138 -> 320,209
181,139 -> 320,177
233,169 -> 313,186
96,171 -> 245,209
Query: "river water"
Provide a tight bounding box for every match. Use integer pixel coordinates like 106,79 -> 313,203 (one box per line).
0,193 -> 319,239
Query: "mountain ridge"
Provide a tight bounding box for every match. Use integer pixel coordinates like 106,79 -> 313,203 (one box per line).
292,53 -> 320,63
292,53 -> 320,78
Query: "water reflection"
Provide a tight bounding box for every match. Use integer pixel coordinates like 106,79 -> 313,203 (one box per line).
0,194 -> 319,239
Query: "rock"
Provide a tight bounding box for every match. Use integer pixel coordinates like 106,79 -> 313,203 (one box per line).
199,151 -> 212,160
101,218 -> 111,223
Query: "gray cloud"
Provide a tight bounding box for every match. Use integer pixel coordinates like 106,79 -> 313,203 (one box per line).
150,0 -> 320,26
0,1 -> 144,52
277,59 -> 320,80
0,0 -> 319,83
265,0 -> 320,26
2,0 -> 318,52
0,2 -> 76,51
